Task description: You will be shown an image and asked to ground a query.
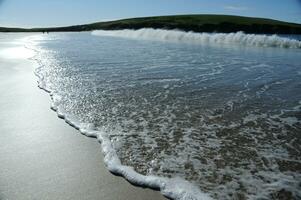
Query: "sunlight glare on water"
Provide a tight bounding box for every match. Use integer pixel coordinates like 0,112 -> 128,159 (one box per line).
0,46 -> 35,59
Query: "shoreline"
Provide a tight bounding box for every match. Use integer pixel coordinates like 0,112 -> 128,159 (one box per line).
0,34 -> 166,200
30,33 -> 210,199
30,32 -> 212,200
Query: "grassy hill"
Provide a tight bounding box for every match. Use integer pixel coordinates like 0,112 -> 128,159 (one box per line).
1,15 -> 301,34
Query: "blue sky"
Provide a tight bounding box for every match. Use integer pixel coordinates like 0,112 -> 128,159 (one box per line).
0,0 -> 300,28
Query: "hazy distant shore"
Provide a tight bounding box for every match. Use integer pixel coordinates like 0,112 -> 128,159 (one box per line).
1,14 -> 301,34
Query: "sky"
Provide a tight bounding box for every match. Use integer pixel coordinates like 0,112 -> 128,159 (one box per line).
0,0 -> 301,28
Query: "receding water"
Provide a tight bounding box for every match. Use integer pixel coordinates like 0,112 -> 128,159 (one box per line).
30,31 -> 301,200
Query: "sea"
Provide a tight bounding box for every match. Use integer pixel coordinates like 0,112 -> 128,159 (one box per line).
23,29 -> 301,199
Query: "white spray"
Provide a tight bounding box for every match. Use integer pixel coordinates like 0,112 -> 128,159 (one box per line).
92,28 -> 301,49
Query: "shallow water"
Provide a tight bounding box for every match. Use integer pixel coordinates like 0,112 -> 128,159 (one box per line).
30,31 -> 301,199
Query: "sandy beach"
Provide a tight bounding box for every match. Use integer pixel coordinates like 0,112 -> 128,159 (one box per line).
0,34 -> 166,200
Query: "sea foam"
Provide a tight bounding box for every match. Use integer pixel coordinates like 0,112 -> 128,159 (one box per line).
48,93 -> 212,200
27,32 -> 301,200
92,28 -> 301,48
25,34 -> 212,200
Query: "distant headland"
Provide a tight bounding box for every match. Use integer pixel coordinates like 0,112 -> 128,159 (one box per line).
1,14 -> 301,34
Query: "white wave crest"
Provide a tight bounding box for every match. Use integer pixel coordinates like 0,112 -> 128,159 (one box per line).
92,28 -> 301,48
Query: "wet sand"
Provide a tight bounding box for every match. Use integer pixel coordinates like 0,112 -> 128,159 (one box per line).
0,34 -> 166,200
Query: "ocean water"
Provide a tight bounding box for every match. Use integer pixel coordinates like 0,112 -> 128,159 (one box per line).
28,30 -> 301,200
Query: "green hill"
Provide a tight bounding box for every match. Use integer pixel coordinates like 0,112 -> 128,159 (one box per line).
1,15 -> 301,34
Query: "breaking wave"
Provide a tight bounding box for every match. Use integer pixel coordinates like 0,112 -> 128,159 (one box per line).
92,28 -> 301,48
27,32 -> 301,200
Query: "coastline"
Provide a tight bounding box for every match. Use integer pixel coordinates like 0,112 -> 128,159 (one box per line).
1,14 -> 301,34
0,34 -> 166,200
